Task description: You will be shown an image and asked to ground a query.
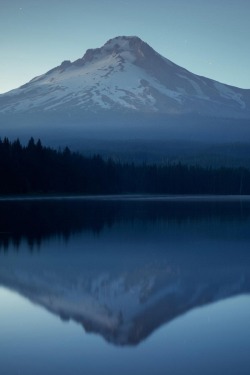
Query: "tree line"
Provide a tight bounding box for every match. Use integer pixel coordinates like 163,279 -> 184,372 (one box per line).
0,137 -> 249,195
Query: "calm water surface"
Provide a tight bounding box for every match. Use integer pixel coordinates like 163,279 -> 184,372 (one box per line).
0,196 -> 250,375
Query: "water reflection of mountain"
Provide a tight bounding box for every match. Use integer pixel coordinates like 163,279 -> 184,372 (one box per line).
0,196 -> 250,346
1,248 -> 250,346
1,196 -> 250,250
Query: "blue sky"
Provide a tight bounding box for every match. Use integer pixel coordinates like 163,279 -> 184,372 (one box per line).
1,0 -> 250,93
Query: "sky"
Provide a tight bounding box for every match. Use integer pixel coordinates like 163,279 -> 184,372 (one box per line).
1,0 -> 250,94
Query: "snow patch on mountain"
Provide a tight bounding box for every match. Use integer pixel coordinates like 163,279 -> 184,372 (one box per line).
177,74 -> 210,100
214,81 -> 246,109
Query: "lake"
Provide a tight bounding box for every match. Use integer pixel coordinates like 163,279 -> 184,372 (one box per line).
0,196 -> 250,375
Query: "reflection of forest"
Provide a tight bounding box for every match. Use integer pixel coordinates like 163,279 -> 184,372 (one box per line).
1,197 -> 250,250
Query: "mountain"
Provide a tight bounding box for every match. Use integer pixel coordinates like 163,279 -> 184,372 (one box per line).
0,36 -> 250,146
1,35 -> 250,116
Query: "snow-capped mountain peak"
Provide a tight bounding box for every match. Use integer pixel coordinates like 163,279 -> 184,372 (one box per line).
1,35 -> 249,117
0,35 -> 250,145
78,36 -> 158,65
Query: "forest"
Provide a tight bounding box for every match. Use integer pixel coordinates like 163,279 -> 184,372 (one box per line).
0,137 -> 249,195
